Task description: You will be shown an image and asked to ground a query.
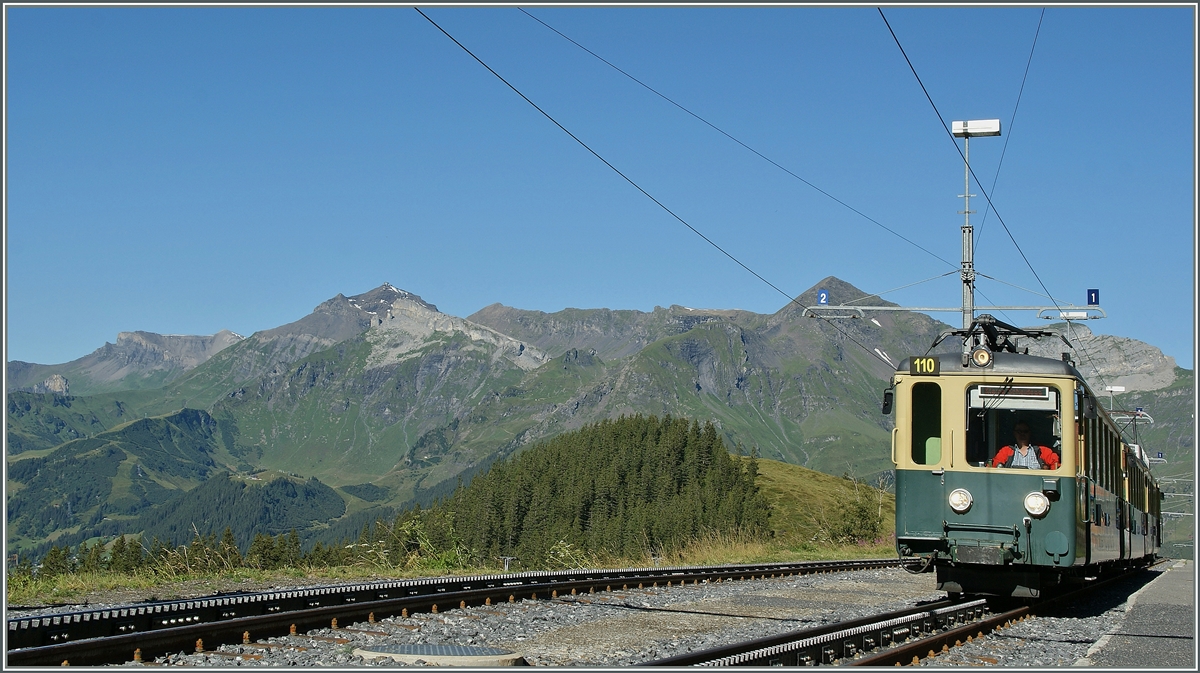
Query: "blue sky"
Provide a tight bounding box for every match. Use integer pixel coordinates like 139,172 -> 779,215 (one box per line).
5,5 -> 1195,369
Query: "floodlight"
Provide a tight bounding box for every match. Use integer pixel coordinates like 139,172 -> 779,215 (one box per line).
952,119 -> 1001,137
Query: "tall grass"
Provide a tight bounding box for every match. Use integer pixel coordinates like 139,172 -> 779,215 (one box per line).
7,533 -> 896,606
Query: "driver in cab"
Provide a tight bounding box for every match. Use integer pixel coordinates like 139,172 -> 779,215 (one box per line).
991,421 -> 1060,469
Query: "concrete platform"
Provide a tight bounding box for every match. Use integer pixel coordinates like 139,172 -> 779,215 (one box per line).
1074,559 -> 1195,668
355,643 -> 527,666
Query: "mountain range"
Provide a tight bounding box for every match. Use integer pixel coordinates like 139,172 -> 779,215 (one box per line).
6,278 -> 1191,555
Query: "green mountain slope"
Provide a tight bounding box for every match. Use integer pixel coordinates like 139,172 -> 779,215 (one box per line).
136,472 -> 345,550
6,409 -> 237,550
212,329 -> 533,492
753,456 -> 895,543
7,392 -> 139,455
451,278 -> 957,477
1122,368 -> 1195,478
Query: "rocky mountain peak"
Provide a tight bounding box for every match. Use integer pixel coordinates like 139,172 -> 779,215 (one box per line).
364,291 -> 549,372
347,283 -> 439,317
258,285 -> 433,345
1026,322 -> 1178,391
783,276 -> 899,314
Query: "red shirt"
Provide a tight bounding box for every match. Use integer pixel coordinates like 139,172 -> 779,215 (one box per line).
991,444 -> 1060,469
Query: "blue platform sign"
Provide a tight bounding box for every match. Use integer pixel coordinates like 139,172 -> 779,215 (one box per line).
817,289 -> 830,306
1158,452 -> 1164,459
1087,289 -> 1100,306
1136,406 -> 1144,414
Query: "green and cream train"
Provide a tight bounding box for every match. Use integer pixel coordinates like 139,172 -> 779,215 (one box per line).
887,317 -> 1162,598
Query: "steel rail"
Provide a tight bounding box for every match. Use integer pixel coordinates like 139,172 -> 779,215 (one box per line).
642,560 -> 1163,667
848,600 -> 1027,666
848,560 -> 1166,666
640,599 -> 986,666
6,558 -> 898,666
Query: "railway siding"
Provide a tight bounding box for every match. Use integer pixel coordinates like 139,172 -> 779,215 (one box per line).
121,566 -> 943,666
12,560 -> 1183,667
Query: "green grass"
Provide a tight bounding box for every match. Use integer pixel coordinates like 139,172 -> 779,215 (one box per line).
8,538 -> 896,607
753,456 -> 895,545
8,453 -> 898,605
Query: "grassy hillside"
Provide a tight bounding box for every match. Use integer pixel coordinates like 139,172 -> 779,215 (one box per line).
212,329 -> 535,497
754,456 -> 895,544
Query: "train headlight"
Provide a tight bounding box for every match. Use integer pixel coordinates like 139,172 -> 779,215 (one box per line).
1024,491 -> 1050,518
948,488 -> 973,513
970,347 -> 993,368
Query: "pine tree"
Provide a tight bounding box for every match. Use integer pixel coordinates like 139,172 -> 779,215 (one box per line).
39,545 -> 72,578
124,536 -> 146,571
78,540 -> 105,573
148,536 -> 170,565
108,536 -> 129,573
402,414 -> 770,565
247,533 -> 277,569
281,530 -> 301,568
219,527 -> 242,569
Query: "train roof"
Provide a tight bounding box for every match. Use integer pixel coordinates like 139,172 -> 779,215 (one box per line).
896,352 -> 1085,379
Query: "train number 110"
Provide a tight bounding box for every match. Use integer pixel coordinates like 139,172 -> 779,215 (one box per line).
910,357 -> 940,376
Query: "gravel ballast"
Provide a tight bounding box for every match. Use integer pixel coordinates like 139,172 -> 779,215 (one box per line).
123,566 -> 941,666
12,565 -> 1163,667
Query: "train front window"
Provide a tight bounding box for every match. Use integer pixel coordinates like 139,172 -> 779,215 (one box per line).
966,384 -> 1061,470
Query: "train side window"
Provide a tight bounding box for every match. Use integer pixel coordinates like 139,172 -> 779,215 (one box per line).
1087,417 -> 1097,480
1085,417 -> 1094,480
910,382 -> 941,465
1105,430 -> 1114,492
1110,433 -> 1117,491
1106,431 -> 1113,491
1077,387 -> 1093,478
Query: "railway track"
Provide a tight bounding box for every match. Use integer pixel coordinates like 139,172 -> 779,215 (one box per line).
6,557 -> 897,666
640,561 -> 1162,666
640,597 -> 983,666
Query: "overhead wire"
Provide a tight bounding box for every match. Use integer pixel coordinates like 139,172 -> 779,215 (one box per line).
973,7 -> 1046,256
517,6 -> 955,269
520,6 -> 1043,323
975,272 -> 1055,301
415,7 -> 896,370
845,271 -> 958,305
877,7 -> 1112,390
877,8 -> 1059,307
